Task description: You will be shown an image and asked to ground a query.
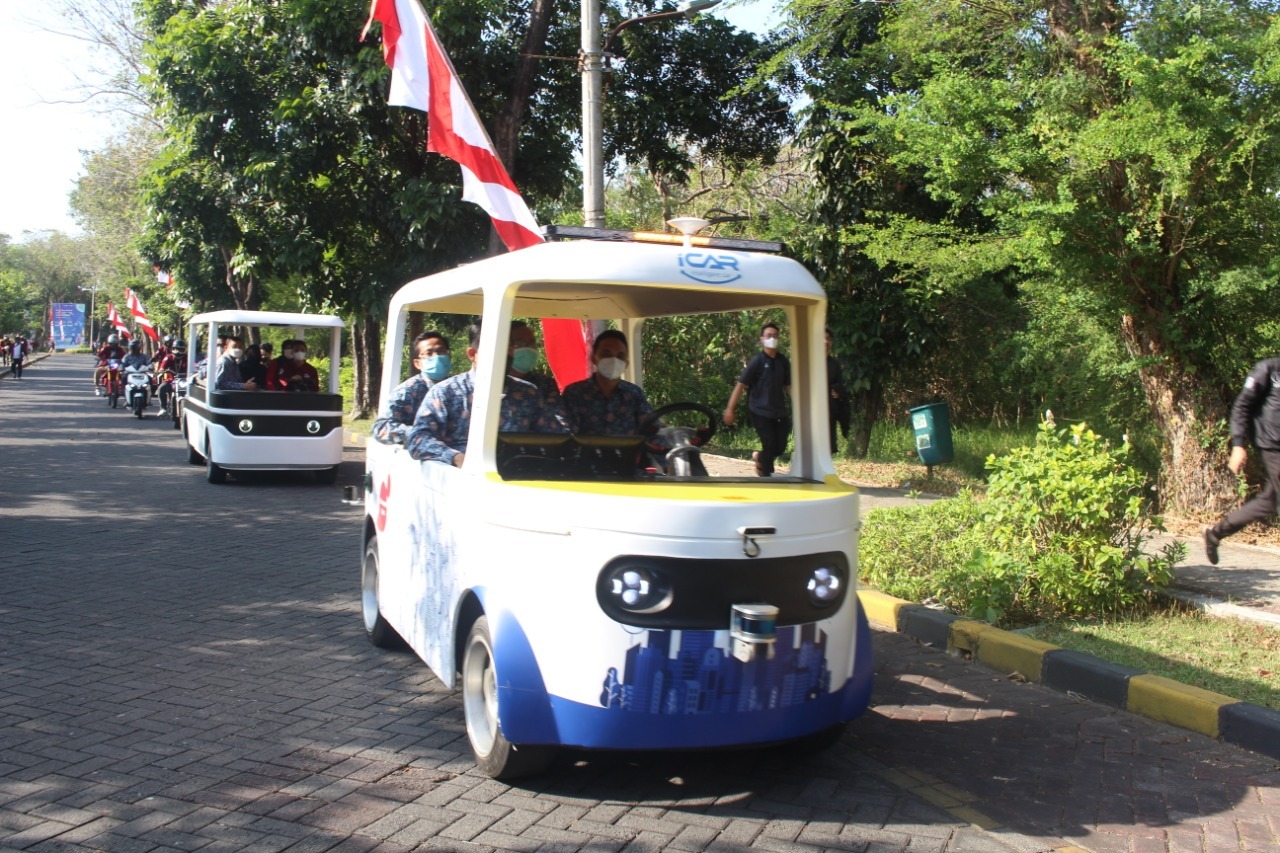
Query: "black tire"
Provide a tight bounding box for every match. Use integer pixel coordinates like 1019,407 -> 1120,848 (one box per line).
361,539 -> 406,649
109,392 -> 118,409
133,395 -> 144,418
205,441 -> 227,484
314,465 -> 339,485
187,442 -> 202,465
461,616 -> 556,780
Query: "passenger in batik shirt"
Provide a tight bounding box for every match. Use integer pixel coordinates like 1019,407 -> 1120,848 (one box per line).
372,330 -> 451,446
406,321 -> 568,466
563,329 -> 654,436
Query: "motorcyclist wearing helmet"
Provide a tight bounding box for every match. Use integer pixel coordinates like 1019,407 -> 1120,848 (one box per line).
121,338 -> 153,372
156,339 -> 186,377
156,339 -> 187,418
94,334 -> 127,392
154,334 -> 174,366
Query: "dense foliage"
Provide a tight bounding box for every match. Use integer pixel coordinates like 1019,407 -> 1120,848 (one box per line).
860,420 -> 1184,627
777,0 -> 1280,512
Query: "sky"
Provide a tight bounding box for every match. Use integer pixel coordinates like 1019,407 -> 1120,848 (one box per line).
0,3 -> 120,240
0,1 -> 778,243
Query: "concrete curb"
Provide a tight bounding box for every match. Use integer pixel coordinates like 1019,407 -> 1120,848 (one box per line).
857,588 -> 1280,760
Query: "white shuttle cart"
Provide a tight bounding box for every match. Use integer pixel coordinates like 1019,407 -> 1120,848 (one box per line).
361,226 -> 873,778
182,310 -> 345,484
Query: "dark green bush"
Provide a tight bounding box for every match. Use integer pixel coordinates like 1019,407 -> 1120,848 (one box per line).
859,420 -> 1184,627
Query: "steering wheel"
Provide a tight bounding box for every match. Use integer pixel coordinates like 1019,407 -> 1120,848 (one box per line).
638,402 -> 718,453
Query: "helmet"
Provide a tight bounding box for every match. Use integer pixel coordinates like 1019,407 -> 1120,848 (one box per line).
129,339 -> 142,351
163,335 -> 174,345
173,339 -> 186,350
107,334 -> 118,344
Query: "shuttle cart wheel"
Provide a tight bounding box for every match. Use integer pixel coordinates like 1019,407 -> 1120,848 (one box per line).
361,539 -> 405,649
462,616 -> 555,780
205,440 -> 227,484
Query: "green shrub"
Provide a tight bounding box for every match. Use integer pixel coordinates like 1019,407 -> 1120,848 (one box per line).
859,420 -> 1184,627
859,490 -> 988,605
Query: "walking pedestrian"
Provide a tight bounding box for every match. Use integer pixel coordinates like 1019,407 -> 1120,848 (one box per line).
723,322 -> 792,476
1204,356 -> 1280,564
10,337 -> 26,379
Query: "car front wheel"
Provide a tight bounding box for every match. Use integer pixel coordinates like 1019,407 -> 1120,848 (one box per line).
461,616 -> 555,780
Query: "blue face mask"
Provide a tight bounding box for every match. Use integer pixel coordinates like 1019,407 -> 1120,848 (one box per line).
420,353 -> 451,381
510,347 -> 538,374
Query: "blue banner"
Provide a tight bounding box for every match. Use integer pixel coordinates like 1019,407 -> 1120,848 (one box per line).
51,303 -> 86,350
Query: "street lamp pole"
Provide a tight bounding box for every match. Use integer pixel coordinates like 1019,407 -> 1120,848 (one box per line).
79,284 -> 102,348
581,0 -> 722,229
582,0 -> 606,228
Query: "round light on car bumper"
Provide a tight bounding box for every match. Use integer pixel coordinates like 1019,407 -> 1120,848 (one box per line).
238,419 -> 254,434
807,566 -> 842,605
602,565 -> 672,614
306,419 -> 321,434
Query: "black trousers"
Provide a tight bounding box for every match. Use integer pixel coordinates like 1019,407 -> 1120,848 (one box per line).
750,412 -> 791,476
11,357 -> 22,379
1214,448 -> 1280,538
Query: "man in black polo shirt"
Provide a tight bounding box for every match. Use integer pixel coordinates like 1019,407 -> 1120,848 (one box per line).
723,322 -> 791,476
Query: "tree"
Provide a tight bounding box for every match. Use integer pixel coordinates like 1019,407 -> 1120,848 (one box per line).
783,0 -> 1280,511
136,0 -> 795,415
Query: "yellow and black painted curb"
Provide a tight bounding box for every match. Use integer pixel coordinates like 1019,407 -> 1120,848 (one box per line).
857,589 -> 1280,761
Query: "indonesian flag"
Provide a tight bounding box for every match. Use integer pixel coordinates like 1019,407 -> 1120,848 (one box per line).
363,0 -> 590,387
124,288 -> 160,342
106,303 -> 131,340
363,0 -> 541,251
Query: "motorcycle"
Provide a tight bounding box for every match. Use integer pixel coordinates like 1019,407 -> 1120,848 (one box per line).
156,368 -> 188,429
103,360 -> 123,408
124,365 -> 152,418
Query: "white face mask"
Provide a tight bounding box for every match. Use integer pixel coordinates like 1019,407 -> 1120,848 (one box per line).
762,337 -> 779,350
229,347 -> 243,359
293,351 -> 307,361
596,356 -> 627,381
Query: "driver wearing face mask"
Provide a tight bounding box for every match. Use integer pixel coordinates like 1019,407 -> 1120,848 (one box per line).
372,330 -> 452,446
562,329 -> 654,436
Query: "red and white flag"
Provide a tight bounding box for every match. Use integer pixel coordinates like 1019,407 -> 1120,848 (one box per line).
124,288 -> 160,342
363,0 -> 542,251
106,303 -> 131,340
363,0 -> 590,386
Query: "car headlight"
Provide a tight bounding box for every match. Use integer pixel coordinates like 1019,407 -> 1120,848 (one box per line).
601,564 -> 672,614
806,566 -> 842,606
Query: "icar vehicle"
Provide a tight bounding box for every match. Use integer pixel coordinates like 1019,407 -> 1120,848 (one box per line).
360,224 -> 873,778
182,310 -> 345,484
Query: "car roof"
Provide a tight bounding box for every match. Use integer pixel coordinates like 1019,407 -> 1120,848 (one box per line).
188,310 -> 345,328
389,240 -> 824,320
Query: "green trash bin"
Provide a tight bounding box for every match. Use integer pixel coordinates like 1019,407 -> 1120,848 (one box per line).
908,403 -> 953,467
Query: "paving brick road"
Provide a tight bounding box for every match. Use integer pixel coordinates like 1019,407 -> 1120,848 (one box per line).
2,356 -> 1278,853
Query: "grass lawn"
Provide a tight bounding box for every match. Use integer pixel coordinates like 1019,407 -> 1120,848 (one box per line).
1025,606 -> 1280,711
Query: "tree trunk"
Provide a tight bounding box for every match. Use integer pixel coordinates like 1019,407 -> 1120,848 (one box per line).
1119,313 -> 1236,516
847,380 -> 884,459
219,245 -> 260,312
349,311 -> 382,419
492,0 -> 553,170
